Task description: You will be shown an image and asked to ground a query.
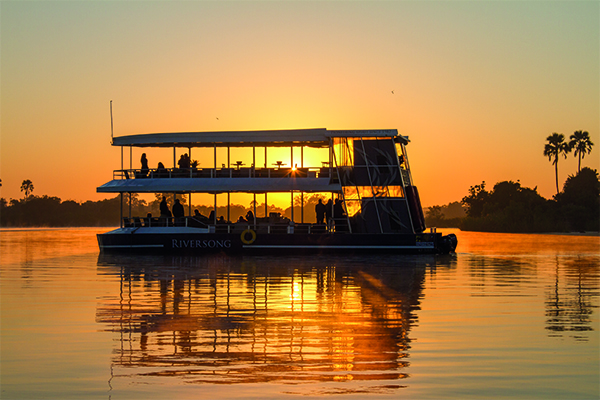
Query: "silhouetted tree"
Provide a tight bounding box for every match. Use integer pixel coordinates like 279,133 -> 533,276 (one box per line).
425,205 -> 445,226
20,179 -> 34,200
568,130 -> 594,173
544,133 -> 571,195
460,180 -> 553,232
555,167 -> 600,231
461,181 -> 489,218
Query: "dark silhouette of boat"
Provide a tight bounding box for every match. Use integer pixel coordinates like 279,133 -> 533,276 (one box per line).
96,128 -> 457,254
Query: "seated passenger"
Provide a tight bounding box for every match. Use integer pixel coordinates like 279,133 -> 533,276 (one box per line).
156,162 -> 167,178
237,216 -> 247,223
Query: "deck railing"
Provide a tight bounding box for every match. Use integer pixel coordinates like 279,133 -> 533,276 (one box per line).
121,216 -> 348,234
114,166 -> 329,180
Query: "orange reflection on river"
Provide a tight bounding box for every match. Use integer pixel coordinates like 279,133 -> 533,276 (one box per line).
96,255 -> 425,390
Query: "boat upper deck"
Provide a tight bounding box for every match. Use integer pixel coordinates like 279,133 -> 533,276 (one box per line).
99,128 -> 413,194
112,128 -> 408,148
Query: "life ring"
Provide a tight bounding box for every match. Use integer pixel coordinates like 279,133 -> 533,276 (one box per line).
240,229 -> 256,245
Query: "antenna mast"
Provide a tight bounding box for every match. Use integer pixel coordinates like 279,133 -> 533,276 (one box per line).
110,100 -> 114,143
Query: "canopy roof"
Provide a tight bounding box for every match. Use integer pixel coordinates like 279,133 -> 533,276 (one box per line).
111,128 -> 408,148
97,177 -> 342,194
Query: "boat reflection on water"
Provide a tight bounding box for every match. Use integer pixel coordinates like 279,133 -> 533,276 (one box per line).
96,253 -> 450,391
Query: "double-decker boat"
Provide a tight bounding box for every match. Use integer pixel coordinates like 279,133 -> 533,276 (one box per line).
96,128 -> 457,254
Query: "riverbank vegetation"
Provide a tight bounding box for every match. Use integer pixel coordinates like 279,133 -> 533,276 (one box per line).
0,191 -> 325,228
423,167 -> 599,233
460,169 -> 598,232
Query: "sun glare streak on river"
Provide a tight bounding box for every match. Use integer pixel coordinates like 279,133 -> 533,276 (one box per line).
0,228 -> 598,399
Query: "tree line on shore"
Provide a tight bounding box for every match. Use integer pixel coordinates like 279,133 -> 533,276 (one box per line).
0,191 -> 327,228
425,167 -> 599,233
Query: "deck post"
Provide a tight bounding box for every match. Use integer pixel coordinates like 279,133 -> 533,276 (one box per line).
301,192 -> 304,223
213,194 -> 217,224
291,190 -> 294,222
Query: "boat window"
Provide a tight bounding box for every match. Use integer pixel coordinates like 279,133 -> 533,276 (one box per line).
332,137 -> 359,167
344,186 -> 404,199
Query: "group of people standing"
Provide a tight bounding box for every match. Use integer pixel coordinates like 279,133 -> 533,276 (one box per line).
315,198 -> 345,226
159,196 -> 185,219
138,153 -> 195,179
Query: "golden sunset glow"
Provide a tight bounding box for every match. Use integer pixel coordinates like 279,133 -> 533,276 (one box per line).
1,2 -> 598,207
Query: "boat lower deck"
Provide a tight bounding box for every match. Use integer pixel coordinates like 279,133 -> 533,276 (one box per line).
97,227 -> 450,255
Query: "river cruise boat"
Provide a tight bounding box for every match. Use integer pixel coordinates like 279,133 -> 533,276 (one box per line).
97,128 -> 457,254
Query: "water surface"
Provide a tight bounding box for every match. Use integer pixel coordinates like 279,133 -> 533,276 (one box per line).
1,228 -> 598,399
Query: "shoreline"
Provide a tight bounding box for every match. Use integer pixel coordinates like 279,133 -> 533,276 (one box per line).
433,227 -> 600,237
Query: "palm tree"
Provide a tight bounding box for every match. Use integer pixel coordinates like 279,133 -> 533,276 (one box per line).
20,179 -> 34,200
543,133 -> 571,195
569,130 -> 594,173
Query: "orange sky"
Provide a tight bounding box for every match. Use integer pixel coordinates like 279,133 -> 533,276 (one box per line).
1,1 -> 598,208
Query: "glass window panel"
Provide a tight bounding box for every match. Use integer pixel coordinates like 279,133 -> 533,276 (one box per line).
354,186 -> 405,198
343,186 -> 359,200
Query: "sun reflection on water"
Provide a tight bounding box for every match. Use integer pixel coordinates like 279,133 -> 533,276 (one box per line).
95,254 -> 426,391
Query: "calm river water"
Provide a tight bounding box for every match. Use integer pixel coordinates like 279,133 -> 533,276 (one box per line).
1,228 -> 598,399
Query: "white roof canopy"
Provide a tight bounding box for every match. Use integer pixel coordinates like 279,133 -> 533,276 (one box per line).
111,128 -> 407,148
97,177 -> 342,194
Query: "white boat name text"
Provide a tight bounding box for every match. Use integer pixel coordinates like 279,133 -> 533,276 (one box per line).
172,239 -> 232,249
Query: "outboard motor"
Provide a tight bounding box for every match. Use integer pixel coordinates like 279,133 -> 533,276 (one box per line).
439,233 -> 458,254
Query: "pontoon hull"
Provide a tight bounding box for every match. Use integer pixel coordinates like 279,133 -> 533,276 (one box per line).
97,228 -> 457,255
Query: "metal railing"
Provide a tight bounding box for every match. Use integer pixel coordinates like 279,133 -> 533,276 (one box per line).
114,166 -> 329,180
121,216 -> 349,234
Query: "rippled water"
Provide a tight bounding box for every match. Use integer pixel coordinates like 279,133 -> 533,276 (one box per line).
1,228 -> 598,399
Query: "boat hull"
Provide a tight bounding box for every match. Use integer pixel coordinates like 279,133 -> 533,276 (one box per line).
97,228 -> 456,255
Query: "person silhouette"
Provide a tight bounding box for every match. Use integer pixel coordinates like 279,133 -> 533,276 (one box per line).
315,199 -> 326,224
159,196 -> 171,217
325,199 -> 333,226
178,153 -> 191,169
140,153 -> 149,177
156,162 -> 166,178
172,198 -> 185,219
333,198 -> 345,219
